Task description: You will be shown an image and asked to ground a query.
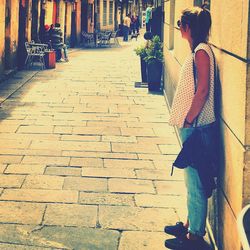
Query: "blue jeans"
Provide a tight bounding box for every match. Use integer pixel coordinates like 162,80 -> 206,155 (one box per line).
62,44 -> 68,60
123,26 -> 129,41
179,126 -> 209,237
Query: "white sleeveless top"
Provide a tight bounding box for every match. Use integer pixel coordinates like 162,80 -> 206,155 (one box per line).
168,43 -> 216,128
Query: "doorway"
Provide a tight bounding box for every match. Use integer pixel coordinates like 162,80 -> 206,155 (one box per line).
71,4 -> 77,47
39,2 -> 46,42
31,0 -> 39,41
17,0 -> 28,69
81,0 -> 88,32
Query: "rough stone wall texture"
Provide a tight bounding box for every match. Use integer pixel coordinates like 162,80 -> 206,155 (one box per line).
0,0 -> 6,77
163,0 -> 250,249
45,1 -> 53,25
7,0 -> 19,69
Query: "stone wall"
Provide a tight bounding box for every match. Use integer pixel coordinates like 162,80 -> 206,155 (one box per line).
162,0 -> 250,249
45,1 -> 53,25
0,0 -> 6,78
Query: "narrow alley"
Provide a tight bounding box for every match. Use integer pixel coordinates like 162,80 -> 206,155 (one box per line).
0,39 -> 187,249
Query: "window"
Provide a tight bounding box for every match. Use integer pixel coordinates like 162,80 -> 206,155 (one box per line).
194,0 -> 210,9
97,0 -> 100,29
88,4 -> 93,23
103,0 -> 107,26
109,1 -> 113,25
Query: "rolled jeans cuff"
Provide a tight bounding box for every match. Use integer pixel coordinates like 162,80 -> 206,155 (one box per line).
188,227 -> 206,237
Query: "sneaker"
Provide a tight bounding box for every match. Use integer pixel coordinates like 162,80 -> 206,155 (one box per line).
65,58 -> 69,62
164,222 -> 188,238
165,237 -> 205,250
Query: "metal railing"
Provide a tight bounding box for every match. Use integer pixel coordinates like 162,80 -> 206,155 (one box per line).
237,204 -> 250,250
25,41 -> 49,70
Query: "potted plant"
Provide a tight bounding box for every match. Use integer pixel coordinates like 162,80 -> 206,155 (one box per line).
135,44 -> 148,83
144,35 -> 163,91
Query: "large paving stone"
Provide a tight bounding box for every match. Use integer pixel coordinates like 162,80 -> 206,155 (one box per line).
109,178 -> 155,194
138,154 -> 177,161
104,159 -> 154,169
5,164 -> 46,175
0,224 -> 120,250
158,144 -> 181,155
135,194 -> 186,208
135,169 -> 177,180
79,192 -> 135,206
72,126 -> 121,136
22,175 -> 64,189
30,140 -> 111,152
45,166 -> 82,176
120,128 -> 155,136
0,155 -> 23,164
1,189 -> 78,203
154,180 -> 186,195
53,126 -> 73,134
64,177 -> 108,192
87,121 -> 127,127
111,142 -> 160,154
16,125 -> 54,134
0,139 -> 30,149
70,157 -> 104,167
0,174 -> 25,188
119,231 -> 168,250
44,204 -> 98,227
61,135 -> 101,142
63,151 -> 138,160
82,167 -> 136,178
102,136 -> 137,143
21,156 -> 70,166
0,202 -> 45,224
99,205 -> 178,231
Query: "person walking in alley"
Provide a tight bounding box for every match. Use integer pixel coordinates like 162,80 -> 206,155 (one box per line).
165,5 -> 218,250
123,14 -> 131,41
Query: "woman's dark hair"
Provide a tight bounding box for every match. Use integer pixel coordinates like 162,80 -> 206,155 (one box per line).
181,5 -> 211,51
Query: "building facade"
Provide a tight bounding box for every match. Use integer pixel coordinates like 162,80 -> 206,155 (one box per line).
162,0 -> 250,249
0,0 -> 106,80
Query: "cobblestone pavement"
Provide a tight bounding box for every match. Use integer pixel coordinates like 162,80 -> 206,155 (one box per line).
0,37 -> 187,250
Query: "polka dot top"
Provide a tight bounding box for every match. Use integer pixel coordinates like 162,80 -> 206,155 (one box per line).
168,43 -> 216,128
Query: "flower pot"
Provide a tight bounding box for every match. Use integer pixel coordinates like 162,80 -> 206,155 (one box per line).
140,57 -> 147,82
147,60 -> 162,91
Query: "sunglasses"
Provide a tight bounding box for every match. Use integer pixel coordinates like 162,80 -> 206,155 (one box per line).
177,20 -> 181,27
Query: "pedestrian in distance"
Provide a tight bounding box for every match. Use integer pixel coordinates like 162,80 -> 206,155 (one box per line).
166,4 -> 218,250
145,4 -> 153,32
50,23 -> 69,62
135,15 -> 140,34
130,15 -> 136,34
123,14 -> 131,42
